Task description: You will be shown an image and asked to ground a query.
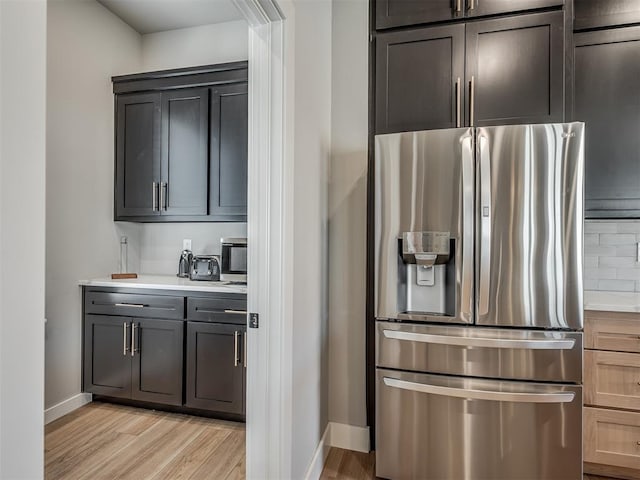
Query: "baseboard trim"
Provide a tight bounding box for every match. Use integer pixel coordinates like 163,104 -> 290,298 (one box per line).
45,393 -> 92,425
304,423 -> 332,480
328,422 -> 370,453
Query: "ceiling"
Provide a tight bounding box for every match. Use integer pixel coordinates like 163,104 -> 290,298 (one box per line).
97,0 -> 244,34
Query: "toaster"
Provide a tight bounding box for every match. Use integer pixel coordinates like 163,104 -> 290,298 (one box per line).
190,255 -> 221,281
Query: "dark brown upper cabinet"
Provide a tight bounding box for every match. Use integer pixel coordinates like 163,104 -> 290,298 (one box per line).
466,0 -> 564,18
466,11 -> 565,126
375,24 -> 465,134
161,88 -> 209,217
574,0 -> 640,31
376,0 -> 462,30
115,93 -> 161,218
574,26 -> 640,218
375,0 -> 563,30
113,62 -> 248,223
210,83 -> 248,218
375,10 -> 565,133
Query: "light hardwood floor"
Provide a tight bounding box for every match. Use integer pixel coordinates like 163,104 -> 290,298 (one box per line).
319,447 -> 618,480
45,403 -> 619,480
45,401 -> 245,480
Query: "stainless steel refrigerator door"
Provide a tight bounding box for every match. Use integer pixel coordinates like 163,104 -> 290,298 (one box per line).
476,123 -> 584,329
375,128 -> 474,324
376,369 -> 583,480
376,321 -> 583,383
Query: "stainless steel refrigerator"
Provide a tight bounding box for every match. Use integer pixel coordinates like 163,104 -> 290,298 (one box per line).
374,123 -> 584,479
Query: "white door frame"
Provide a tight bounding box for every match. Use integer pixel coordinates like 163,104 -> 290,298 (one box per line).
232,1 -> 291,477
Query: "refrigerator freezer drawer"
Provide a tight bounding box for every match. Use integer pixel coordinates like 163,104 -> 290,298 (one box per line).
376,369 -> 582,480
376,321 -> 583,383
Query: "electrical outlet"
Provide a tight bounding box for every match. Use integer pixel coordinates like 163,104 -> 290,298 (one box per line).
183,239 -> 192,251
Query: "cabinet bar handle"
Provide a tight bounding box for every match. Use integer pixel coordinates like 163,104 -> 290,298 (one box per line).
455,0 -> 461,13
469,75 -> 475,127
224,309 -> 248,315
115,303 -> 145,308
244,332 -> 247,368
131,323 -> 137,357
123,322 -> 129,356
161,182 -> 168,211
455,77 -> 461,128
152,182 -> 158,211
234,331 -> 239,367
468,0 -> 475,10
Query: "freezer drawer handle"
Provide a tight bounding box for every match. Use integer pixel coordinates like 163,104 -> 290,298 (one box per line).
382,329 -> 575,350
383,377 -> 575,404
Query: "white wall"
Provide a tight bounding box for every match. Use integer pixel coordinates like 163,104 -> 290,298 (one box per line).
328,0 -> 369,431
46,0 -> 142,409
0,0 -> 47,477
134,222 -> 247,274
141,20 -> 248,71
288,0 -> 332,477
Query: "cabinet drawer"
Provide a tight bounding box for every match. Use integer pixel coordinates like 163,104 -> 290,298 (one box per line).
585,407 -> 640,470
586,311 -> 640,353
85,291 -> 184,320
586,350 -> 640,410
187,295 -> 247,325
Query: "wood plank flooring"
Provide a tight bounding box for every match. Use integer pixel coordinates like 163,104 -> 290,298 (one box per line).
46,404 -> 621,480
318,447 -> 619,480
45,401 -> 245,480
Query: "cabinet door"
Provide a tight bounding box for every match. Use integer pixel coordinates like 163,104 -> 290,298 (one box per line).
465,11 -> 564,126
161,88 -> 209,216
466,0 -> 563,18
209,83 -> 248,220
115,93 -> 161,219
575,0 -> 640,30
375,24 -> 465,134
585,407 -> 640,470
131,318 -> 184,406
585,350 -> 640,410
574,27 -> 640,218
83,315 -> 131,398
375,0 -> 461,30
186,322 -> 245,414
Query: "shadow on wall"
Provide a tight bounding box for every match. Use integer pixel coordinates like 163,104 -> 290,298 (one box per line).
328,149 -> 368,428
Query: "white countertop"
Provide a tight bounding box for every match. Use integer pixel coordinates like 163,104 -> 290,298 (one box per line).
584,290 -> 640,313
79,275 -> 247,294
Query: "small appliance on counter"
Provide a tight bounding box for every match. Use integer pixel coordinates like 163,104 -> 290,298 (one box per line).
190,255 -> 220,281
177,249 -> 193,278
221,237 -> 247,283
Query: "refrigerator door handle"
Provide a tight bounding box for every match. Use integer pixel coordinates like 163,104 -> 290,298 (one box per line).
461,132 -> 474,321
383,377 -> 576,404
382,329 -> 576,350
478,133 -> 491,316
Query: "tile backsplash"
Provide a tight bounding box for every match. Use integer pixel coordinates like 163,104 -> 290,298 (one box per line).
584,220 -> 640,292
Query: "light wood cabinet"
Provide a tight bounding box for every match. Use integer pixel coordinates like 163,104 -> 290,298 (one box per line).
585,407 -> 640,470
586,311 -> 640,354
585,310 -> 640,477
586,350 -> 640,410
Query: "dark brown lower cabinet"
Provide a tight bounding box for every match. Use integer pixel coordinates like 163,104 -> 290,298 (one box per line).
131,317 -> 184,406
186,321 -> 246,415
84,315 -> 132,398
84,315 -> 183,406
